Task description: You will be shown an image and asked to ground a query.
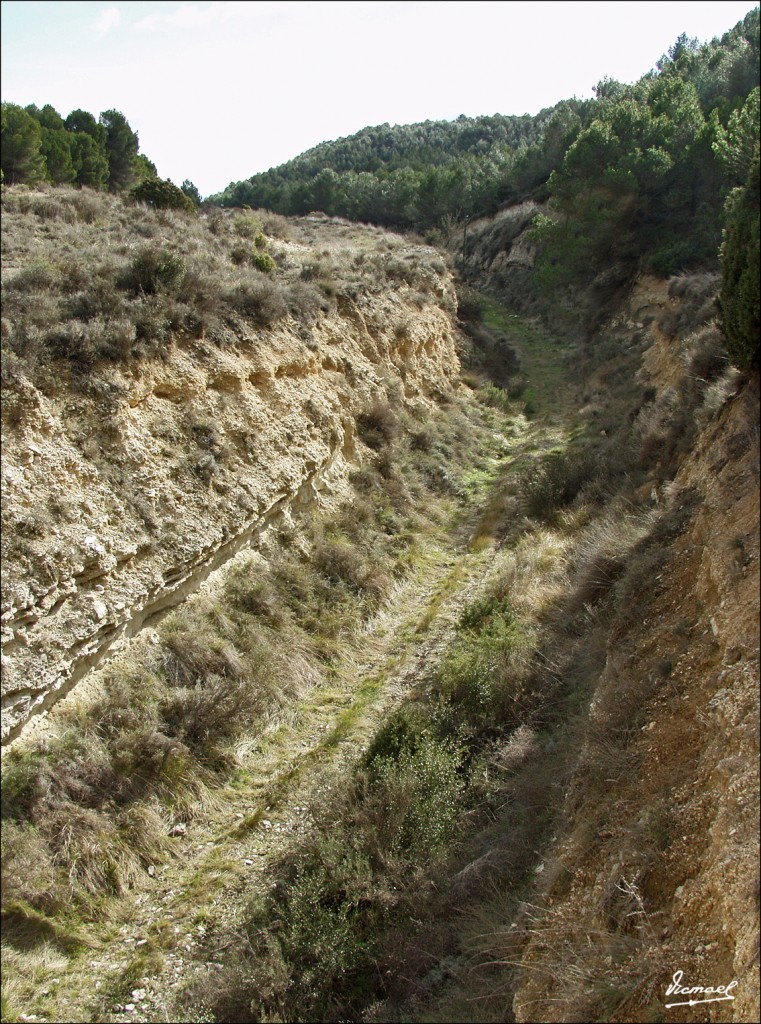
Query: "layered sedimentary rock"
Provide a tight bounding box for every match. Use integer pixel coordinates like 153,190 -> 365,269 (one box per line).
1,222 -> 460,741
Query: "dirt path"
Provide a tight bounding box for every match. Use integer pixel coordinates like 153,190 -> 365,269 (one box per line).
83,555 -> 491,1019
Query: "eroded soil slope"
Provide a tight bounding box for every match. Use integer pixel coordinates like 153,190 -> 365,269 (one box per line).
512,291 -> 760,1023
1,202 -> 459,740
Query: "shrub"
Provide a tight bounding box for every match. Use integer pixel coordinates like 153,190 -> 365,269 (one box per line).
125,244 -> 187,296
4,259 -> 59,293
226,274 -> 287,325
439,600 -> 524,728
299,256 -> 333,283
362,704 -> 431,772
314,538 -> 385,601
229,243 -> 248,266
369,734 -> 465,857
177,267 -> 220,317
660,271 -> 720,338
232,212 -> 259,238
682,324 -> 729,383
250,250 -> 276,273
285,280 -> 326,319
29,194 -> 77,224
261,212 -> 291,239
356,402 -> 398,450
160,673 -> 268,750
520,446 -> 600,518
67,189 -> 107,223
479,382 -> 512,412
131,177 -> 196,214
225,564 -> 287,626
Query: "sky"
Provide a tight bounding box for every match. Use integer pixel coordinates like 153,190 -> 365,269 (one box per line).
1,1 -> 756,197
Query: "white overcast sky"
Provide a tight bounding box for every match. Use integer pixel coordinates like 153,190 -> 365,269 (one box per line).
1,1 -> 756,197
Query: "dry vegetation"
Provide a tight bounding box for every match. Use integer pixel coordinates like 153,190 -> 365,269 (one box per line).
0,338 -> 518,1021
1,187 -> 449,404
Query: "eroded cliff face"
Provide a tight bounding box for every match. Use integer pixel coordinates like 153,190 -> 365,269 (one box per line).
512,280 -> 760,1023
1,217 -> 460,741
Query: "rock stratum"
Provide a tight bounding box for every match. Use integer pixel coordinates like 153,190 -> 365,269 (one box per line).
1,213 -> 460,741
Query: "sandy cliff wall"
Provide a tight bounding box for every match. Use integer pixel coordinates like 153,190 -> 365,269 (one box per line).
1,224 -> 460,741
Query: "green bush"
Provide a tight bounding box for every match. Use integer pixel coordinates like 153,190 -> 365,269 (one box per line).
131,177 -> 196,214
370,734 -> 465,857
125,244 -> 186,296
250,250 -> 276,273
439,601 -> 523,726
479,381 -> 512,412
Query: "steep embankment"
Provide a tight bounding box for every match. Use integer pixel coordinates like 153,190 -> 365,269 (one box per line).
513,314 -> 760,1024
1,203 -> 459,741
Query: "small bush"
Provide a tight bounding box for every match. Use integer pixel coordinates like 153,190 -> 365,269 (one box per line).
356,402 -> 398,451
226,274 -> 287,325
29,195 -> 78,224
682,324 -> 729,383
160,674 -> 268,750
369,734 -> 465,857
660,271 -> 720,338
479,382 -> 512,412
285,280 -> 326,319
314,538 -> 385,601
232,212 -> 260,238
439,600 -> 524,728
520,446 -> 600,518
299,256 -> 333,283
250,250 -> 276,274
225,565 -> 287,626
261,212 -> 291,239
125,244 -> 187,296
4,260 -> 60,293
68,279 -> 128,321
177,267 -> 220,317
362,704 -> 431,772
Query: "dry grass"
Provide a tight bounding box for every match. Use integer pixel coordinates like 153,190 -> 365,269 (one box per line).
1,186 -> 450,400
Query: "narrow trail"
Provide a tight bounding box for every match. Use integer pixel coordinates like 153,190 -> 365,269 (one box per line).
61,528 -> 494,1021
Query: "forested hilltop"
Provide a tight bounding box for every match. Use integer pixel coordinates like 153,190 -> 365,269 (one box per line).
213,7 -> 759,374
213,12 -> 758,260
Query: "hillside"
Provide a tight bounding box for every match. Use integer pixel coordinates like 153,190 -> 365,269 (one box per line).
0,191 -> 459,742
1,185 -> 758,1024
212,9 -> 759,244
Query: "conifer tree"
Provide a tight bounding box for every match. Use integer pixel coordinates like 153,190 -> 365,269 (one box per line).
1,103 -> 46,184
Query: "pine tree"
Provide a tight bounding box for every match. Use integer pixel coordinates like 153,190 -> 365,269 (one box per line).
718,150 -> 760,371
99,109 -> 139,191
1,103 -> 46,184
